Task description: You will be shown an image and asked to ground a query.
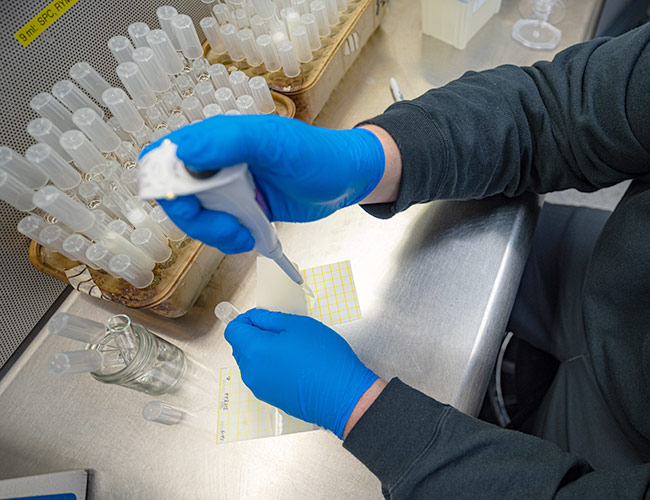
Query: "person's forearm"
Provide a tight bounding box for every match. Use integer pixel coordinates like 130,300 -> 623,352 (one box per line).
358,125 -> 402,205
342,378 -> 387,439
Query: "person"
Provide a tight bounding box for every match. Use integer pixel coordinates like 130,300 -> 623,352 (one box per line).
146,22 -> 650,498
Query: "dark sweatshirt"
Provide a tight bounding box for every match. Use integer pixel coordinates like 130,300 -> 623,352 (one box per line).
344,23 -> 650,499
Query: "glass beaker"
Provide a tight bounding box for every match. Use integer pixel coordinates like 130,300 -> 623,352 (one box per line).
90,314 -> 187,395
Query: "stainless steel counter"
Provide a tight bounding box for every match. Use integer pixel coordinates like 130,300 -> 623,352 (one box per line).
0,0 -> 600,497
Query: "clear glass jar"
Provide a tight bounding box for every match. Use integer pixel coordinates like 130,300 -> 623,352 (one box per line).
90,314 -> 187,395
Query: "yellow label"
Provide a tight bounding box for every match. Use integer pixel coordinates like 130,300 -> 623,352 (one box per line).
14,0 -> 80,47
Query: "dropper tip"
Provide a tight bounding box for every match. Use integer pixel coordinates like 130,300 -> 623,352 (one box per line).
301,282 -> 316,299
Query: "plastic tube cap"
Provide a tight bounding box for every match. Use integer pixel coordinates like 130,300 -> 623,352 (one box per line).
109,254 -> 154,288
146,29 -> 184,76
0,170 -> 36,211
72,108 -> 121,153
69,62 -> 111,103
27,118 -> 71,160
252,0 -> 275,18
237,29 -> 263,66
203,103 -> 223,118
310,1 -> 331,36
249,76 -> 276,114
236,95 -> 259,114
142,401 -> 184,425
128,22 -> 151,48
215,87 -> 237,112
277,40 -> 301,78
181,95 -> 206,122
208,64 -> 231,90
194,81 -> 217,106
250,15 -> 267,38
290,25 -> 312,62
48,350 -> 103,376
131,227 -> 172,263
52,80 -> 105,119
131,48 -> 170,94
0,146 -> 48,189
157,5 -> 181,50
108,35 -> 135,64
33,185 -> 95,232
17,215 -> 48,240
172,14 -> 204,60
25,143 -> 81,191
300,13 -> 322,50
214,301 -> 242,323
220,24 -> 245,61
228,71 -> 251,97
86,243 -> 114,271
102,88 -> 145,133
213,4 -> 234,25
116,62 -> 157,109
256,34 -> 281,72
200,17 -> 227,55
59,130 -> 106,173
30,92 -> 75,131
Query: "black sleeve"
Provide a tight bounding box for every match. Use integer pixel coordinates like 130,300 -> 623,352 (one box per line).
360,24 -> 650,218
343,379 -> 650,499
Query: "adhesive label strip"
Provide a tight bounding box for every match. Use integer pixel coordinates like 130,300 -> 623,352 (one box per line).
14,0 -> 80,47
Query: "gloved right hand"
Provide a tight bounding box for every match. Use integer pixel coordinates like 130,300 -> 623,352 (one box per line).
142,115 -> 385,254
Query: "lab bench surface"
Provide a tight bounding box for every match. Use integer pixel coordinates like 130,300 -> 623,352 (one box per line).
0,0 -> 600,497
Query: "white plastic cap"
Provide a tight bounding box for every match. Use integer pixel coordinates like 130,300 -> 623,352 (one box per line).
172,14 -> 204,60
213,4 -> 234,25
49,312 -> 106,343
310,1 -> 330,36
256,34 -> 281,72
116,62 -> 157,109
102,88 -> 145,133
47,350 -> 103,376
146,29 -> 184,76
300,13 -> 321,51
72,108 -> 121,153
191,57 -> 211,80
39,224 -> 77,259
228,70 -> 251,97
59,130 -> 105,174
0,146 -> 48,189
252,0 -> 275,18
25,143 -> 81,191
108,35 -> 135,65
0,170 -> 36,212
250,15 -> 267,38
17,215 -> 49,240
128,22 -> 151,48
30,92 -> 75,131
202,103 -> 223,118
69,62 -> 111,103
181,95 -> 205,122
249,76 -> 276,114
131,227 -> 172,263
63,233 -> 100,269
86,243 -> 114,271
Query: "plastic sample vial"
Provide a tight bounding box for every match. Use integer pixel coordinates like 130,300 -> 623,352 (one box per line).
142,400 -> 185,425
213,4 -> 234,25
172,14 -> 204,60
109,254 -> 154,288
0,146 -> 48,189
69,62 -> 111,104
63,233 -> 100,269
108,36 -> 135,64
237,28 -> 263,66
59,130 -> 105,174
25,144 -> 81,191
181,95 -> 205,122
236,95 -> 260,114
249,76 -> 276,114
290,25 -> 312,62
200,17 -> 227,55
48,350 -> 103,376
108,219 -> 133,240
40,225 -> 77,260
102,88 -> 145,133
283,8 -> 301,34
277,40 -> 301,77
48,311 -> 106,343
128,22 -> 150,48
72,108 -> 121,153
310,1 -> 331,36
300,14 -> 321,50
208,64 -> 231,90
30,92 -> 75,132
233,8 -> 249,29
156,5 -> 181,50
336,0 -> 347,12
250,15 -> 267,38
150,205 -> 186,241
293,0 -> 309,14
220,23 -> 245,61
17,215 -> 50,242
146,105 -> 168,130
27,118 -> 71,160
324,0 -> 339,25
175,73 -> 195,97
215,87 -> 238,112
214,301 -> 241,323
86,243 -> 115,273
167,113 -> 189,131
120,169 -> 139,196
191,57 -> 211,81
229,71 -> 251,97
162,90 -> 183,114
194,80 -> 217,106
108,117 -> 131,142
0,171 -> 35,212
252,0 -> 275,18
33,185 -> 96,233
132,47 -> 172,93
116,62 -> 157,109
203,103 -> 223,117
146,29 -> 184,76
256,34 -> 282,72
52,80 -> 104,118
131,227 -> 172,263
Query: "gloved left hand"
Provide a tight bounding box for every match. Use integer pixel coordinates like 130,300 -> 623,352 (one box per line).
225,308 -> 378,439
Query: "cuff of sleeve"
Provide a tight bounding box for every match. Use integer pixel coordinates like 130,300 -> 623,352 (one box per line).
342,378 -> 450,488
357,102 -> 448,219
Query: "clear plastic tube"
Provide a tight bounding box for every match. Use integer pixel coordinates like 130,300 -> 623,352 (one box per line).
175,73 -> 195,97
237,28 -> 263,66
116,62 -> 157,109
214,301 -> 241,323
283,8 -> 301,34
250,15 -> 267,38
27,118 -> 71,161
157,5 -> 181,50
236,8 -> 251,29
215,87 -> 238,112
200,17 -> 227,55
108,117 -> 131,142
151,127 -> 171,141
194,81 -> 217,106
203,103 -> 223,117
131,227 -> 172,263
208,64 -> 231,90
17,215 -> 50,241
33,185 -> 96,232
72,108 -> 121,153
145,105 -> 168,130
277,40 -> 301,77
109,254 -> 154,288
252,0 -> 275,18
181,95 -> 205,122
290,25 -> 312,62
48,350 -> 103,376
162,90 -> 183,114
0,170 -> 36,212
52,80 -> 105,119
29,92 -> 75,131
59,130 -> 105,174
293,0 -> 309,14
310,1 -> 330,36
108,36 -> 135,64
63,233 -> 100,269
48,311 -> 106,343
236,95 -> 259,114
150,205 -> 186,241
191,57 -> 211,81
108,219 -> 133,240
172,14 -> 204,60
213,4 -> 234,25
128,22 -> 150,48
86,243 -> 115,273
336,0 -> 347,11
40,225 -> 77,260
300,13 -> 321,50
125,198 -> 167,240
25,144 -> 81,191
220,23 -> 245,61
132,125 -> 154,147
229,70 -> 251,97
256,34 -> 282,72
132,47 -> 172,93
249,76 -> 276,114
0,146 -> 48,189
102,88 -> 145,133
167,113 -> 190,131
146,29 -> 184,76
324,0 -> 338,25
142,400 -> 185,425
120,169 -> 139,196
69,62 -> 111,104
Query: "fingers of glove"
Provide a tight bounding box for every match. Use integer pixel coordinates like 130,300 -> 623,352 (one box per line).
244,308 -> 313,333
224,319 -> 265,356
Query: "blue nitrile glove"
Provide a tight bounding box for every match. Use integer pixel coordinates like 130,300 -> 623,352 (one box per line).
225,309 -> 379,439
140,115 -> 385,254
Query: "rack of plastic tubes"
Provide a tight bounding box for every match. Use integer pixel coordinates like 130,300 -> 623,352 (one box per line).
0,4 -> 300,315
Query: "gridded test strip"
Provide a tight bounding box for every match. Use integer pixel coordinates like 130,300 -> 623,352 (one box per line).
302,260 -> 361,326
216,366 -> 316,444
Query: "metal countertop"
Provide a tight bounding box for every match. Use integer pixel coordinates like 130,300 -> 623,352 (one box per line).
0,0 -> 600,497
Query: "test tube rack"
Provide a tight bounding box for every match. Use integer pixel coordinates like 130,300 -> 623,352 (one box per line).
204,0 -> 387,123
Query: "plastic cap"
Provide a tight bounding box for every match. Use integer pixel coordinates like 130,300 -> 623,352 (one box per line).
252,0 -> 275,18
131,227 -> 172,263
157,5 -> 181,50
208,64 -> 231,90
250,15 -> 267,38
108,35 -> 135,64
324,0 -> 338,25
300,13 -> 321,50
181,95 -> 205,122
109,254 -> 154,288
116,62 -> 157,109
203,103 -> 223,118
277,40 -> 301,78
59,130 -> 105,173
142,400 -> 184,425
237,29 -> 263,67
310,1 -> 331,36
220,24 -> 245,61
200,17 -> 227,55
132,47 -> 171,93
52,80 -> 104,119
172,14 -> 203,60
214,87 -> 237,112
69,62 -> 111,103
256,34 -> 281,72
249,76 -> 276,114
86,243 -> 113,270
236,95 -> 259,114
214,301 -> 241,323
0,170 -> 36,212
128,22 -> 150,48
17,215 -> 49,240
145,29 -> 184,75
102,88 -> 145,133
27,118 -> 71,160
0,146 -> 48,189
48,350 -> 103,376
290,25 -> 312,63
33,185 -> 95,232
30,92 -> 75,131
25,143 -> 81,191
213,4 -> 234,25
192,80 -> 215,106
72,108 -> 121,153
